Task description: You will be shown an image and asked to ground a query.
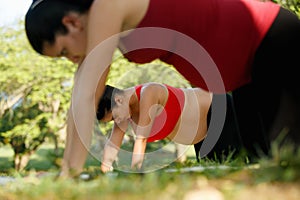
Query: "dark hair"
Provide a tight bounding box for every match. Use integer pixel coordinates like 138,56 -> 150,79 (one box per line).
25,0 -> 94,54
96,85 -> 123,120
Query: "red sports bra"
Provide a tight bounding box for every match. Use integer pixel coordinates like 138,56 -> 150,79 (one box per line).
135,84 -> 185,142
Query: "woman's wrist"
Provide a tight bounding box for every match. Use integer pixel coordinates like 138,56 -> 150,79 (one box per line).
101,162 -> 114,172
101,161 -> 113,168
135,135 -> 147,140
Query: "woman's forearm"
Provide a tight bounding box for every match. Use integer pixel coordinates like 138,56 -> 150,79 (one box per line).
101,142 -> 120,171
61,111 -> 73,176
61,109 -> 89,176
101,123 -> 126,172
131,137 -> 148,169
132,99 -> 157,169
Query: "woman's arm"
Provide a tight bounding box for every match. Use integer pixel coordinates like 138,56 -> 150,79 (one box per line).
60,109 -> 73,177
69,0 -> 128,174
101,121 -> 127,173
131,85 -> 162,169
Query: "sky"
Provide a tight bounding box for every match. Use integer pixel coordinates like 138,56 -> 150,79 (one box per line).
0,0 -> 32,27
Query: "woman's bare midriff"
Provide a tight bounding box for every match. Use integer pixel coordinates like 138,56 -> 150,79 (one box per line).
167,88 -> 212,144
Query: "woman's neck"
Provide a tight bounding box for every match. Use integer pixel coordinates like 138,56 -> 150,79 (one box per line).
126,87 -> 139,116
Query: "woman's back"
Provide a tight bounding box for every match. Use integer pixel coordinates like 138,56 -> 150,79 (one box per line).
120,0 -> 280,92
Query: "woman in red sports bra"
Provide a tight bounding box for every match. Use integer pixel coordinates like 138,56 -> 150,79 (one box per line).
97,82 -> 212,172
25,0 -> 300,177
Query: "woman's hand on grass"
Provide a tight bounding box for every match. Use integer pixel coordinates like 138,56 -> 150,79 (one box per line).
101,163 -> 114,173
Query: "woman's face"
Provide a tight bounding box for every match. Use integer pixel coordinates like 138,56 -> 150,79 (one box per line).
111,101 -> 131,124
42,14 -> 87,64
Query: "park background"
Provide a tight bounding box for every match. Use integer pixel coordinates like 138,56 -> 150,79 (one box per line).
0,0 -> 299,199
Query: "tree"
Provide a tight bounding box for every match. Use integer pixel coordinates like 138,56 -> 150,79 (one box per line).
0,22 -> 76,170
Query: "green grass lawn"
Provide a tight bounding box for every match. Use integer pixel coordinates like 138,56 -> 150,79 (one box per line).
0,141 -> 299,200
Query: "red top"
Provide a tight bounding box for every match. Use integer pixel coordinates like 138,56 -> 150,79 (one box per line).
135,84 -> 185,142
119,0 -> 280,92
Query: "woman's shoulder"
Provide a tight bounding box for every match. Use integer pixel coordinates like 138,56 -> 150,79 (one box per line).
91,0 -> 149,30
141,82 -> 166,91
139,82 -> 167,101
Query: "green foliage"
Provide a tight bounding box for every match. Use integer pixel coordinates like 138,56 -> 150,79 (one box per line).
272,0 -> 300,17
108,53 -> 191,89
0,23 -> 76,169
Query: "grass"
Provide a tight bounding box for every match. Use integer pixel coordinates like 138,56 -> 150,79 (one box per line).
0,140 -> 299,200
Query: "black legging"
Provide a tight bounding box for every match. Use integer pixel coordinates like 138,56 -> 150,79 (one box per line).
233,7 -> 300,154
194,93 -> 243,162
195,8 -> 300,162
